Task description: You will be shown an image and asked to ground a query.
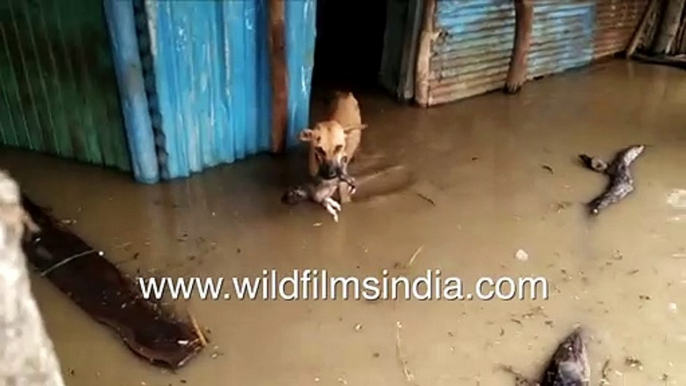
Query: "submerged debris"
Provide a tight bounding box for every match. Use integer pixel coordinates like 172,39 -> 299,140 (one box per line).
552,201 -> 573,213
395,322 -> 415,383
541,327 -> 590,386
599,359 -> 611,385
498,364 -> 536,386
624,356 -> 643,370
515,249 -> 530,261
578,145 -> 645,215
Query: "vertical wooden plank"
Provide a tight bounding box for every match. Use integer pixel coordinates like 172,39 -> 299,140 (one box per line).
626,0 -> 661,58
269,0 -> 288,153
652,0 -> 686,54
505,0 -> 534,94
414,0 -> 436,108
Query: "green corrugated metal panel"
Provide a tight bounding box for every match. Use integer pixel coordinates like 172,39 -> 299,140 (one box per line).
0,0 -> 130,171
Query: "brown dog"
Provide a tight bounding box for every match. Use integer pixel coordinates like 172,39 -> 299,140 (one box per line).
299,92 -> 366,203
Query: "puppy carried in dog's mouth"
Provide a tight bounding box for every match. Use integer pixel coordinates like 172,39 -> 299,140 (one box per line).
281,168 -> 356,222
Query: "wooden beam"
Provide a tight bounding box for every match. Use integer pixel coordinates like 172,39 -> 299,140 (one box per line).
652,0 -> 686,54
21,196 -> 204,369
633,52 -> 686,69
505,0 -> 534,94
414,0 -> 436,107
269,0 -> 288,153
626,0 -> 661,58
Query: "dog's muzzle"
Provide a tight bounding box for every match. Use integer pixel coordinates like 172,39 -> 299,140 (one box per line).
318,162 -> 340,180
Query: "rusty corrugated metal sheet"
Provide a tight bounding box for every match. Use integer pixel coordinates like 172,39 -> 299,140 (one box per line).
527,2 -> 595,81
593,0 -> 647,59
429,0 -> 515,105
425,0 -> 647,106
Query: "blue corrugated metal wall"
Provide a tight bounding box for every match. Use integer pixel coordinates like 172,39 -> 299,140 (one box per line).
104,0 -> 159,183
133,0 -> 315,181
426,0 -> 647,106
285,0 -> 317,148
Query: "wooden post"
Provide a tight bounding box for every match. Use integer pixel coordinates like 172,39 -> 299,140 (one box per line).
626,0 -> 661,58
505,0 -> 534,94
269,0 -> 288,153
0,170 -> 65,386
414,0 -> 436,107
652,0 -> 686,54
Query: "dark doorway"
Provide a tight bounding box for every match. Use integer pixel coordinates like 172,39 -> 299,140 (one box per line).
312,1 -> 388,95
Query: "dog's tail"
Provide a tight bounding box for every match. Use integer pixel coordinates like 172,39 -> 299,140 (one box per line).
281,186 -> 308,205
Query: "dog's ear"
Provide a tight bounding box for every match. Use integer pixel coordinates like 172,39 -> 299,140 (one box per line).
343,124 -> 368,133
298,128 -> 315,142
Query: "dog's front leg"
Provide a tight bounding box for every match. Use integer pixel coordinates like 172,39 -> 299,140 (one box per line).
337,164 -> 356,203
338,181 -> 352,203
323,197 -> 341,222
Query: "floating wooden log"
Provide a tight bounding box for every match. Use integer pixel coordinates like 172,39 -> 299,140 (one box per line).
505,0 -> 534,93
578,145 -> 646,216
21,196 -> 204,369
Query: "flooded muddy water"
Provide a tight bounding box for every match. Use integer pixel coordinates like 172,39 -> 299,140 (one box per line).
1,59 -> 685,385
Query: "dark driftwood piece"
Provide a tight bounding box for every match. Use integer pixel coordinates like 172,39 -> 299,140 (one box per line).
541,328 -> 590,386
652,0 -> 686,54
269,0 -> 288,153
626,0 -> 661,58
20,197 -> 204,369
505,0 -> 534,93
579,145 -> 645,215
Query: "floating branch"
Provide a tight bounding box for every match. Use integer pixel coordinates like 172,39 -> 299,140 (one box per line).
578,145 -> 646,215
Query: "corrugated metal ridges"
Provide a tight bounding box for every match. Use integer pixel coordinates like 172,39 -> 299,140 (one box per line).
527,2 -> 595,80
143,0 -> 315,179
430,0 -> 515,105
0,0 -> 131,170
427,0 -> 646,106
593,0 -> 647,59
145,1 -> 270,179
430,0 -> 601,106
285,0 -> 317,148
